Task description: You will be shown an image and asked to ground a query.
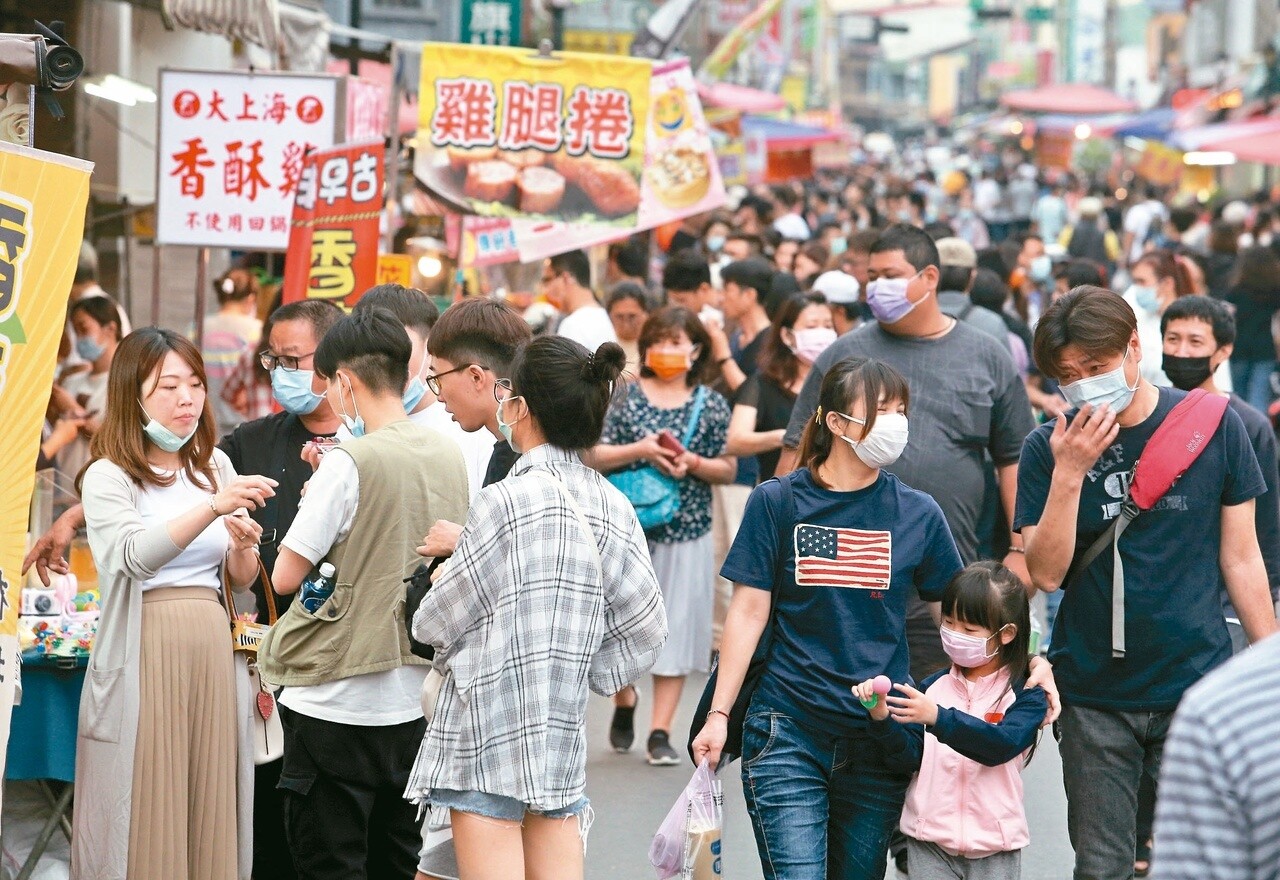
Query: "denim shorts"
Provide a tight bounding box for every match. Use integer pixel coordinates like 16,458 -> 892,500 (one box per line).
430,789 -> 591,822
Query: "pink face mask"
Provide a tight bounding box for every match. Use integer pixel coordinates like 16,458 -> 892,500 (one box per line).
791,327 -> 837,364
939,625 -> 1007,668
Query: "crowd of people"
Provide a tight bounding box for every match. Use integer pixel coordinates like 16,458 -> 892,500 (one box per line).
20,160 -> 1280,880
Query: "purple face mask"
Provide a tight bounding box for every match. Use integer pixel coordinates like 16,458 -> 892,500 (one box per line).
866,272 -> 927,324
940,625 -> 1007,668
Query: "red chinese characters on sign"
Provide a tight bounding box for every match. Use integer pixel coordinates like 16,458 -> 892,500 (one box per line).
430,79 -> 498,148
430,77 -> 634,160
171,138 -> 215,197
565,86 -> 633,159
499,82 -> 563,152
282,142 -> 384,310
224,140 -> 271,200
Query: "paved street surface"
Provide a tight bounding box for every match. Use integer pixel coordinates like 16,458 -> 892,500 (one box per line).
585,673 -> 1074,879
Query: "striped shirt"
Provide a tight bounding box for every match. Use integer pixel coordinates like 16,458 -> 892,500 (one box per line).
405,444 -> 667,811
1152,632 -> 1280,880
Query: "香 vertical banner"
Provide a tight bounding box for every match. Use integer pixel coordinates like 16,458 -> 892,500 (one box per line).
156,70 -> 343,249
281,141 -> 384,310
416,43 -> 650,226
0,142 -> 93,793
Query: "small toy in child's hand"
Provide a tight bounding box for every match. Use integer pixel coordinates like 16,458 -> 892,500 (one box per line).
860,675 -> 892,709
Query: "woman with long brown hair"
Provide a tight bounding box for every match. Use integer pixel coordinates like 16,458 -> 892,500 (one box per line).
73,328 -> 277,880
1226,245 -> 1280,412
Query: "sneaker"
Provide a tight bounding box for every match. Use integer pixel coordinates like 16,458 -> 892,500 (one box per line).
609,696 -> 637,753
646,729 -> 680,766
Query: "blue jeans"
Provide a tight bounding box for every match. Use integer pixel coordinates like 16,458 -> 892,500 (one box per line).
740,703 -> 911,880
1230,358 -> 1276,414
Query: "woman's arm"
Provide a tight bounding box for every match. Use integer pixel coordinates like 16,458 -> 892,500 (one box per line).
587,435 -> 679,476
689,585 -> 771,769
682,451 -> 737,485
726,403 -> 786,457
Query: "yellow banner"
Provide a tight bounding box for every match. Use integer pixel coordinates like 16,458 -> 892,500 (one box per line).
0,143 -> 93,643
417,43 -> 651,227
1136,142 -> 1184,187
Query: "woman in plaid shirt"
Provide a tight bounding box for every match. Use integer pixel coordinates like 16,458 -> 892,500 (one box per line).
406,336 -> 668,880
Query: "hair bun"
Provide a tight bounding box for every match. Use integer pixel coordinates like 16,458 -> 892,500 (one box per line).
583,342 -> 626,384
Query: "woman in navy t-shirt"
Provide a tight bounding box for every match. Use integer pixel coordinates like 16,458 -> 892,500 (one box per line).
692,356 -> 964,880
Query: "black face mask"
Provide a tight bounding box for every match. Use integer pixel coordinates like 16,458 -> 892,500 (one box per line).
1162,353 -> 1214,391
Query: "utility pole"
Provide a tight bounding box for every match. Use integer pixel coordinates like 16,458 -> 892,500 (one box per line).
1102,0 -> 1117,88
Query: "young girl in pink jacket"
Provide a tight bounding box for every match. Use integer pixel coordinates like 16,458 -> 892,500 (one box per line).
855,562 -> 1048,880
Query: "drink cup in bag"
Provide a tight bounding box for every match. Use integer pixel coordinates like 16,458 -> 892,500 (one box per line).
650,760 -> 724,880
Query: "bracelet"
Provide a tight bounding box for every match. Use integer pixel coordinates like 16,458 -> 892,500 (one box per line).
1007,546 -> 1026,554
716,356 -> 734,367
209,494 -> 221,516
707,708 -> 730,722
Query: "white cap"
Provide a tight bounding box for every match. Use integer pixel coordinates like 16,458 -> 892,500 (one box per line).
319,562 -> 336,578
812,271 -> 860,304
1222,200 -> 1250,226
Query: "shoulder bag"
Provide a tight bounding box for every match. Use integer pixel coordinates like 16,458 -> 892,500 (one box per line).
686,471 -> 796,765
609,387 -> 707,530
222,556 -> 284,765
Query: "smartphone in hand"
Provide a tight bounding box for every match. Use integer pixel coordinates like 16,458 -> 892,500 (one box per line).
657,429 -> 685,456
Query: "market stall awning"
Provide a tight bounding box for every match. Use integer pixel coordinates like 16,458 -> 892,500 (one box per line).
1194,117 -> 1280,164
1111,107 -> 1178,141
697,82 -> 787,114
1169,116 -> 1280,153
1034,112 -> 1131,135
1001,84 -> 1138,115
741,116 -> 841,149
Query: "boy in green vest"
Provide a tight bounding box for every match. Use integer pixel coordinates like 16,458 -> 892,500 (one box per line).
259,308 -> 469,880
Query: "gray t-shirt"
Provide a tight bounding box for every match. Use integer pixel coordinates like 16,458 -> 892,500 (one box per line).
937,291 -> 1012,354
783,320 -> 1035,564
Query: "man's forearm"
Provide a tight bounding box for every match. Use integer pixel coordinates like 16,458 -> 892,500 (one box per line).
775,447 -> 798,477
1223,557 -> 1279,644
996,462 -> 1022,548
1026,473 -> 1084,591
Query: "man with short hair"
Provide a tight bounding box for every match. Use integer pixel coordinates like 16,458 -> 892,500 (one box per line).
663,248 -> 718,314
1015,287 -> 1277,880
1160,295 -> 1280,650
544,249 -> 617,351
811,270 -> 864,336
710,258 -> 775,395
771,185 -> 811,240
353,284 -> 493,496
735,194 -> 773,236
262,309 -> 469,880
722,232 -> 764,263
780,225 -> 1036,678
935,237 -> 1013,352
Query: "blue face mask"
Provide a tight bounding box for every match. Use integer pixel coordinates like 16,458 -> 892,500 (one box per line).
1030,255 -> 1052,283
138,402 -> 197,453
705,235 -> 726,254
829,237 -> 848,256
496,395 -> 523,453
271,367 -> 325,415
1060,347 -> 1140,413
402,364 -> 428,413
76,334 -> 106,362
334,375 -> 365,438
1128,284 -> 1159,314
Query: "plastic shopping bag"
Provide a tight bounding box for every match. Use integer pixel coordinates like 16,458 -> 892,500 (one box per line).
649,760 -> 724,879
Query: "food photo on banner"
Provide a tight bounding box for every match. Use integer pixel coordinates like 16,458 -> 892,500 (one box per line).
0,141 -> 93,794
0,82 -> 32,147
280,140 -> 384,310
510,57 -> 726,263
415,43 -> 651,226
154,69 -> 345,250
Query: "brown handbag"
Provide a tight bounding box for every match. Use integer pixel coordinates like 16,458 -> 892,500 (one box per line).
222,555 -> 278,656
222,556 -> 285,764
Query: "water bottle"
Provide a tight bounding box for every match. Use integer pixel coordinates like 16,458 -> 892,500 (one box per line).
299,563 -> 337,614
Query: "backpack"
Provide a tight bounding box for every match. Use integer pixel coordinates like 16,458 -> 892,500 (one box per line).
1067,220 -> 1109,265
1066,389 -> 1229,658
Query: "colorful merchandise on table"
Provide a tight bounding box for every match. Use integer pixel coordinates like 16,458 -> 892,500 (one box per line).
17,572 -> 99,658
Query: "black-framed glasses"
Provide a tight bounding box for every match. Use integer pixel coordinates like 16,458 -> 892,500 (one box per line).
425,363 -> 484,397
494,377 -> 515,403
259,350 -> 315,372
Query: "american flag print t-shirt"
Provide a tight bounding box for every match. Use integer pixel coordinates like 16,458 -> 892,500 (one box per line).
721,468 -> 963,735
794,525 -> 892,589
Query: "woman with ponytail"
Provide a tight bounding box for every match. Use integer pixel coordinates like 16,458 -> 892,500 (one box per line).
406,337 -> 668,880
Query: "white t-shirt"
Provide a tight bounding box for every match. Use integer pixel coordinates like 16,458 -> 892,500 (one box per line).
1123,200 -> 1167,263
557,304 -> 618,352
57,369 -> 109,482
278,447 -> 428,726
136,452 -> 230,592
411,402 -> 492,501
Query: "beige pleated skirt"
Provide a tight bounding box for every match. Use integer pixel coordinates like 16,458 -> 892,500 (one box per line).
127,587 -> 237,880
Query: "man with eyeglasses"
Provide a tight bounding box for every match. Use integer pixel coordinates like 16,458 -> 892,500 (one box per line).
23,297 -> 345,880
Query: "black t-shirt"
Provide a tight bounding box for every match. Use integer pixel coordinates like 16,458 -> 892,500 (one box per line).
668,230 -> 699,255
1014,387 -> 1266,710
737,373 -> 797,481
729,328 -> 769,486
1225,286 -> 1280,361
483,438 -> 520,487
219,411 -> 335,613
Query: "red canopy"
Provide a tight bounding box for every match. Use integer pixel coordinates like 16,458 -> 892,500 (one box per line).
1001,84 -> 1138,115
697,82 -> 787,114
1197,117 -> 1280,164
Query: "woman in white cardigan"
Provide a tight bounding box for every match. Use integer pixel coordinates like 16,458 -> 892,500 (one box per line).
73,328 -> 277,880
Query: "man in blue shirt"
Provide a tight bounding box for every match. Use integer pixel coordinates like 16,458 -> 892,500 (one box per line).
1015,286 -> 1277,880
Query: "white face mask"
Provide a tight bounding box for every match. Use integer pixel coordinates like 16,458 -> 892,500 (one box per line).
834,411 -> 909,469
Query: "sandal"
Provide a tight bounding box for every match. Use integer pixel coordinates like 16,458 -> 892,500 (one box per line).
1134,838 -> 1152,878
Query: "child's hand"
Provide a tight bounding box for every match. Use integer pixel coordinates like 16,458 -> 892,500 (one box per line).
853,680 -> 890,721
886,683 -> 939,727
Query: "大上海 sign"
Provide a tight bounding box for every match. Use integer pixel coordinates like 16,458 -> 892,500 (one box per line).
156,69 -> 343,249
